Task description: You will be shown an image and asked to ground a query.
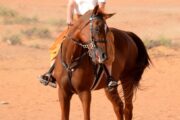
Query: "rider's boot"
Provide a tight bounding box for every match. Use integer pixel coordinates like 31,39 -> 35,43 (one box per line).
39,63 -> 57,88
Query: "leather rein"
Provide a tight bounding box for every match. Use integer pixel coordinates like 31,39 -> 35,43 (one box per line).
59,15 -> 110,92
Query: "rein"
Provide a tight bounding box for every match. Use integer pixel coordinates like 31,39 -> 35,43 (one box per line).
59,14 -> 112,92
60,42 -> 112,91
60,42 -> 88,93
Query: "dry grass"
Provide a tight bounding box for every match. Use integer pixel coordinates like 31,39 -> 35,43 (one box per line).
0,6 -> 17,17
3,34 -> 22,45
144,36 -> 172,49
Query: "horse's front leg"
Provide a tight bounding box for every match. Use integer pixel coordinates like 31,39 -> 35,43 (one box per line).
58,87 -> 72,120
78,91 -> 91,120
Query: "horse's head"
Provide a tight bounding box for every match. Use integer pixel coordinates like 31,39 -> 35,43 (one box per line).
67,5 -> 115,64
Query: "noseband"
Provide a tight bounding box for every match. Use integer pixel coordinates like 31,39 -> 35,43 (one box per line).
89,15 -> 108,48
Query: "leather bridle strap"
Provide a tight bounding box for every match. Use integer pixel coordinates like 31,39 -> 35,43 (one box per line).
59,42 -> 88,93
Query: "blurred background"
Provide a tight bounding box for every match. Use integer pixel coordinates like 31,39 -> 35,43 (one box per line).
0,0 -> 180,120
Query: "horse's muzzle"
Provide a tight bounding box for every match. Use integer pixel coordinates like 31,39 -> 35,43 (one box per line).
89,48 -> 107,63
98,52 -> 107,63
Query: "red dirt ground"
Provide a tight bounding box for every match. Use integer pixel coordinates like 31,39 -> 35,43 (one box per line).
0,0 -> 180,120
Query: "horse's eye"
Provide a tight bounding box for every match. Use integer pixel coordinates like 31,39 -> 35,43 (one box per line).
95,20 -> 100,25
95,27 -> 100,32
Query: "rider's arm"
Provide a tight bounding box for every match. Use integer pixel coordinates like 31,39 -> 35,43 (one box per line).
67,0 -> 75,25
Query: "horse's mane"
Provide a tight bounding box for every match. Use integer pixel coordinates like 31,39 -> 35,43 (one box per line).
61,11 -> 95,64
67,10 -> 92,36
75,11 -> 92,28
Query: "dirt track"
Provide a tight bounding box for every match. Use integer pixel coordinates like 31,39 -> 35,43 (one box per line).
0,0 -> 180,120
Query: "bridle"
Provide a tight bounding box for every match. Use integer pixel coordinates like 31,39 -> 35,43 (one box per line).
65,14 -> 109,51
60,14 -> 112,92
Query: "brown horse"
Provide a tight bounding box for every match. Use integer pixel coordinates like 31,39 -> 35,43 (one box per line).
54,6 -> 151,120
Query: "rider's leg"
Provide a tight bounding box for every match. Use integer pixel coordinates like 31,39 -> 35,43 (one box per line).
39,59 -> 56,87
38,28 -> 69,88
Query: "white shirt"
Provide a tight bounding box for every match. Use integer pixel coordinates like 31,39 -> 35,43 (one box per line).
74,0 -> 106,15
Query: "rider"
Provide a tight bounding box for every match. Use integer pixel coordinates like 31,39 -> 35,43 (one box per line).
39,0 -> 117,88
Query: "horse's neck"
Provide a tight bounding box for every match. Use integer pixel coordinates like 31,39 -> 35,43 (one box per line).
104,30 -> 115,66
62,40 -> 82,65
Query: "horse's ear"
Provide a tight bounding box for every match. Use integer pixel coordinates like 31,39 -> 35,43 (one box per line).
92,5 -> 99,15
103,13 -> 115,19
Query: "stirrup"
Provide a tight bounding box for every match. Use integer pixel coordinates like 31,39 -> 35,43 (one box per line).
108,81 -> 118,88
107,76 -> 118,91
48,76 -> 57,88
107,81 -> 118,91
39,73 -> 51,86
39,73 -> 57,88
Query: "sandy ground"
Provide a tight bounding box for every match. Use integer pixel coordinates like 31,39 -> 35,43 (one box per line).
0,0 -> 180,120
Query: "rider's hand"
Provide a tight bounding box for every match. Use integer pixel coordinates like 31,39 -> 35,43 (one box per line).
67,21 -> 73,29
